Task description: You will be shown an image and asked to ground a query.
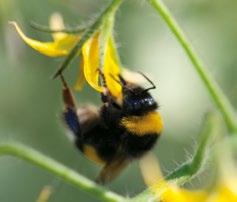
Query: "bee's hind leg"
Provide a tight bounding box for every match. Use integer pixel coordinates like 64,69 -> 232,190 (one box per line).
96,157 -> 130,184
60,74 -> 81,138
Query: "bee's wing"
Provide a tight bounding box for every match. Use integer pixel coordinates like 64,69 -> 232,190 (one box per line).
139,152 -> 163,186
76,105 -> 100,134
96,156 -> 131,184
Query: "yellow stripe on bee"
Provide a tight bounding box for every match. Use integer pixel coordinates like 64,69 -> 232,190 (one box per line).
83,145 -> 105,165
120,112 -> 163,136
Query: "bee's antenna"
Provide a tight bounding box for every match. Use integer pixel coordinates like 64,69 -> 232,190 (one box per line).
137,71 -> 156,92
109,74 -> 122,86
110,74 -> 135,94
109,74 -> 127,87
118,75 -> 127,86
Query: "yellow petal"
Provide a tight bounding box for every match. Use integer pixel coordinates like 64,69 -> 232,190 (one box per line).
36,186 -> 53,202
49,12 -> 66,41
49,13 -> 80,51
74,58 -> 85,91
82,33 -> 103,92
54,34 -> 79,53
207,182 -> 237,202
139,152 -> 163,187
164,187 -> 191,202
104,37 -> 122,98
11,21 -> 79,57
152,181 -> 207,202
179,189 -> 207,202
161,186 -> 207,202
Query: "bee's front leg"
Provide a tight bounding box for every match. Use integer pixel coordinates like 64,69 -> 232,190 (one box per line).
100,88 -> 111,104
98,69 -> 116,105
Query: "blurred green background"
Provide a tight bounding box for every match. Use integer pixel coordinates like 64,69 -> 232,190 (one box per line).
0,0 -> 237,201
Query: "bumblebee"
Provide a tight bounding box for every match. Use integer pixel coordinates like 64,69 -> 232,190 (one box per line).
60,72 -> 163,184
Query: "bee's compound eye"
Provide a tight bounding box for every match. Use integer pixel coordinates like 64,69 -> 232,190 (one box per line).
133,101 -> 141,110
126,100 -> 134,111
125,99 -> 141,111
143,97 -> 153,105
148,98 -> 154,105
141,98 -> 148,105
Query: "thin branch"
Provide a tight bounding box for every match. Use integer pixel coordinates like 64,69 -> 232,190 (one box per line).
148,0 -> 237,134
0,142 -> 126,202
53,0 -> 124,78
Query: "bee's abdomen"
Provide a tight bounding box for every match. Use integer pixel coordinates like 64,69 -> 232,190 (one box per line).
76,123 -> 120,163
120,112 -> 163,136
122,133 -> 159,158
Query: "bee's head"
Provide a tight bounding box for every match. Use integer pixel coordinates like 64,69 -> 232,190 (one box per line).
118,73 -> 158,116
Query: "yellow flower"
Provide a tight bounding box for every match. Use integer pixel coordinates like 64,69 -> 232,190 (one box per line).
154,176 -> 237,202
139,153 -> 208,202
11,13 -> 122,98
151,180 -> 207,202
206,179 -> 237,202
10,14 -> 79,57
151,176 -> 237,202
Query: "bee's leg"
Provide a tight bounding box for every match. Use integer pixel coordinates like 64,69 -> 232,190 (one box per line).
139,152 -> 162,187
98,70 -> 121,109
97,69 -> 110,104
96,157 -> 130,184
100,89 -> 110,104
60,74 -> 81,136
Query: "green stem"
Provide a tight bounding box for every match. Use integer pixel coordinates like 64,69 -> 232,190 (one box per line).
166,113 -> 218,183
0,142 -> 126,202
53,0 -> 124,78
148,0 -> 237,133
99,8 -> 115,68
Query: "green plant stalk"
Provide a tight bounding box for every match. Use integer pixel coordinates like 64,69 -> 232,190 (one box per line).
0,142 -> 126,202
148,0 -> 237,133
166,113 -> 218,183
100,14 -> 122,66
99,9 -> 115,68
53,0 -> 124,78
131,190 -> 157,202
